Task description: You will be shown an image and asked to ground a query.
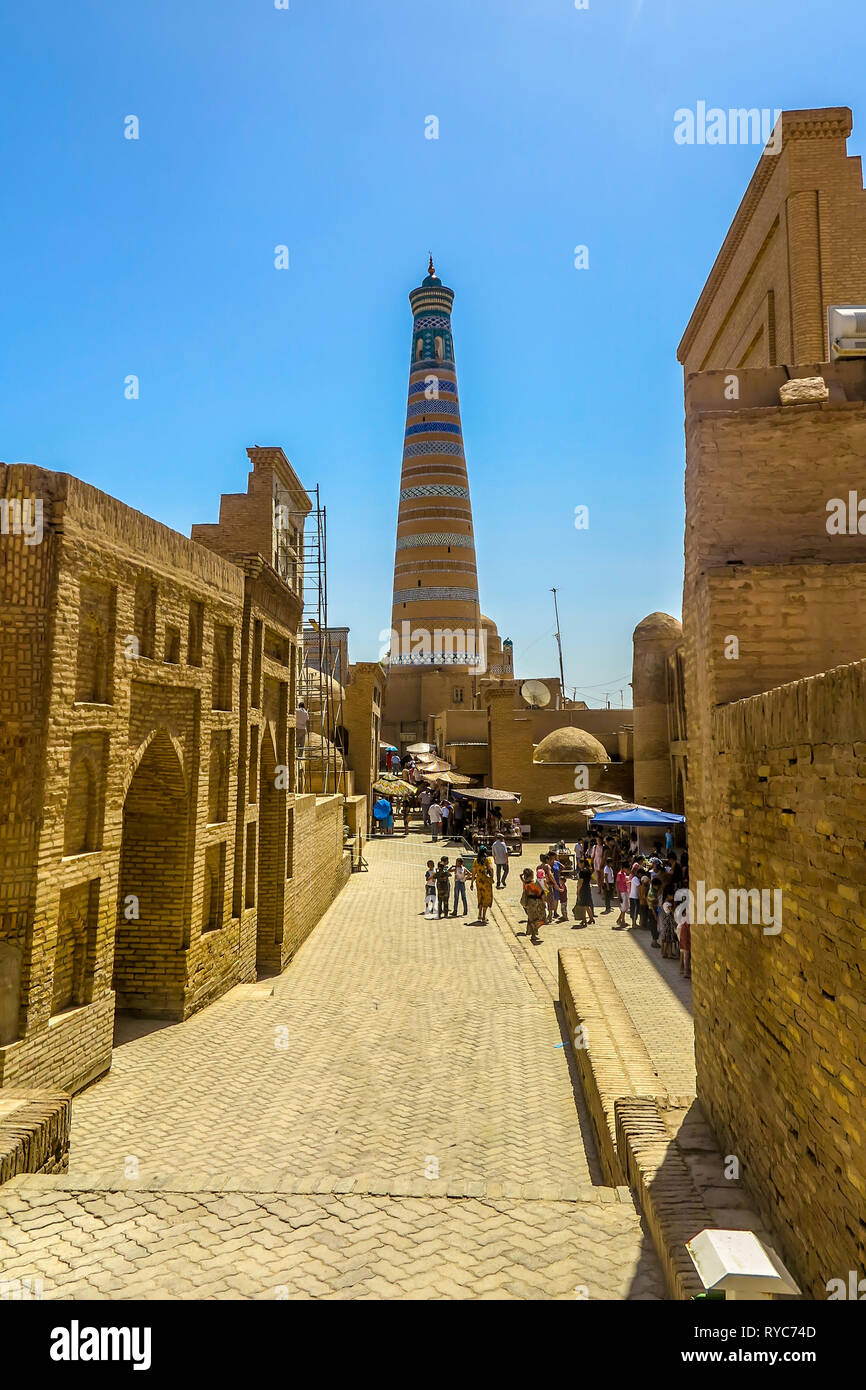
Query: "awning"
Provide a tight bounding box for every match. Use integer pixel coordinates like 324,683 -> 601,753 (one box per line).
590,806 -> 685,826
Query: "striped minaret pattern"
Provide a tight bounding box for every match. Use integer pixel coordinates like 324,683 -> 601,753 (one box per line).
389,259 -> 482,667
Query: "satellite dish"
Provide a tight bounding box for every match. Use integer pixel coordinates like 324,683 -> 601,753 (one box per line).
520,680 -> 551,708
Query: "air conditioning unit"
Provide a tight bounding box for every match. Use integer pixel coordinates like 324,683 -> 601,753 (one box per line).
828,305 -> 866,360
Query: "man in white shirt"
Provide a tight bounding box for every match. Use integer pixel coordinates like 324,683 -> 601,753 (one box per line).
295,701 -> 309,754
492,834 -> 510,888
428,800 -> 443,843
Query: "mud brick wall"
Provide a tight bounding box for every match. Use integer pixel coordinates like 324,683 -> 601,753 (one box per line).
678,108 -> 866,373
257,793 -> 351,974
0,1090 -> 71,1187
682,362 -> 866,1297
682,394 -> 866,892
692,660 -> 866,1295
0,995 -> 115,1094
1,457 -> 363,1093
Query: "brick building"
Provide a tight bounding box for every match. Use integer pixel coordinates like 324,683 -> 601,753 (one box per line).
0,447 -> 365,1095
678,108 -> 866,1293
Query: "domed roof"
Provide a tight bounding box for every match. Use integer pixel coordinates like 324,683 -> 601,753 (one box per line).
632,612 -> 682,641
479,613 -> 499,632
532,726 -> 609,765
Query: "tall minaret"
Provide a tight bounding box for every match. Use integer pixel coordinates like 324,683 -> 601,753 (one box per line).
388,258 -> 481,674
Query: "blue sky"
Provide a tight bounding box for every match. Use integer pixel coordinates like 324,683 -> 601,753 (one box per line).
3,0 -> 864,703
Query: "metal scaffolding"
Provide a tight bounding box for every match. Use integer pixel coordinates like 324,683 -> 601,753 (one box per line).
296,486 -> 346,797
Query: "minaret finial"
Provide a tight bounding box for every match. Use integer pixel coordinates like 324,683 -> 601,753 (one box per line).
428,253 -> 435,278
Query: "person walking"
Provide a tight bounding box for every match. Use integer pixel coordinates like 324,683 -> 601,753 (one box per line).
492,834 -> 510,889
602,860 -> 615,915
659,896 -> 677,958
295,700 -> 309,756
615,865 -> 629,927
435,857 -> 452,918
543,854 -> 559,924
424,861 -> 437,918
628,864 -> 642,927
470,848 -> 494,924
573,855 -> 595,926
591,836 -> 605,894
440,798 -> 451,839
639,873 -> 656,943
428,799 -> 443,843
451,856 -> 468,916
419,787 -> 432,828
520,868 -> 545,944
373,796 -> 392,836
549,851 -> 568,922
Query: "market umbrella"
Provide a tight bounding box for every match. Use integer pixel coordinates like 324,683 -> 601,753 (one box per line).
422,770 -> 472,786
379,741 -> 398,752
589,805 -> 685,826
373,777 -> 415,797
456,787 -> 521,803
548,792 -> 625,809
417,757 -> 452,773
406,742 -> 435,755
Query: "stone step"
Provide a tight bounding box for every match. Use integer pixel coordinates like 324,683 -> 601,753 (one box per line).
5,1170 -> 637,1205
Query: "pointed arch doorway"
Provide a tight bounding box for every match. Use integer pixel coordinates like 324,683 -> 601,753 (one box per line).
115,729 -> 190,1017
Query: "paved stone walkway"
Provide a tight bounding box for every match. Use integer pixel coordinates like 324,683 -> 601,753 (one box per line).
0,837 -> 664,1299
491,848 -> 696,1099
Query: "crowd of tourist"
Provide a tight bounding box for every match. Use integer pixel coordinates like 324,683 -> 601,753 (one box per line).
415,828 -> 691,979
517,830 -> 691,978
383,747 -> 691,978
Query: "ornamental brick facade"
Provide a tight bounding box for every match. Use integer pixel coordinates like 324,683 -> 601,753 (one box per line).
382,262 -> 513,749
0,447 -> 363,1095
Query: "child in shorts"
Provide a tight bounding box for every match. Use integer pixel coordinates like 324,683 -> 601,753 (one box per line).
424,860 -> 436,918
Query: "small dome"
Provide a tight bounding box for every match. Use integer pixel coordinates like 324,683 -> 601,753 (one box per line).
479,613 -> 499,632
533,726 -> 609,765
633,612 -> 682,642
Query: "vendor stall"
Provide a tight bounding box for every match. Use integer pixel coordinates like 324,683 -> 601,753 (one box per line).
454,788 -> 523,855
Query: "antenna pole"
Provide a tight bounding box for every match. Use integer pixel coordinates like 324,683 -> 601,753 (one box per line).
551,588 -> 566,700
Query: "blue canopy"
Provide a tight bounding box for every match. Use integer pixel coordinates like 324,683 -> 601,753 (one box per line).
590,807 -> 685,827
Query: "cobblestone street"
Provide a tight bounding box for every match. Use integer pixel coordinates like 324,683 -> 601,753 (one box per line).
0,837 -> 665,1299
